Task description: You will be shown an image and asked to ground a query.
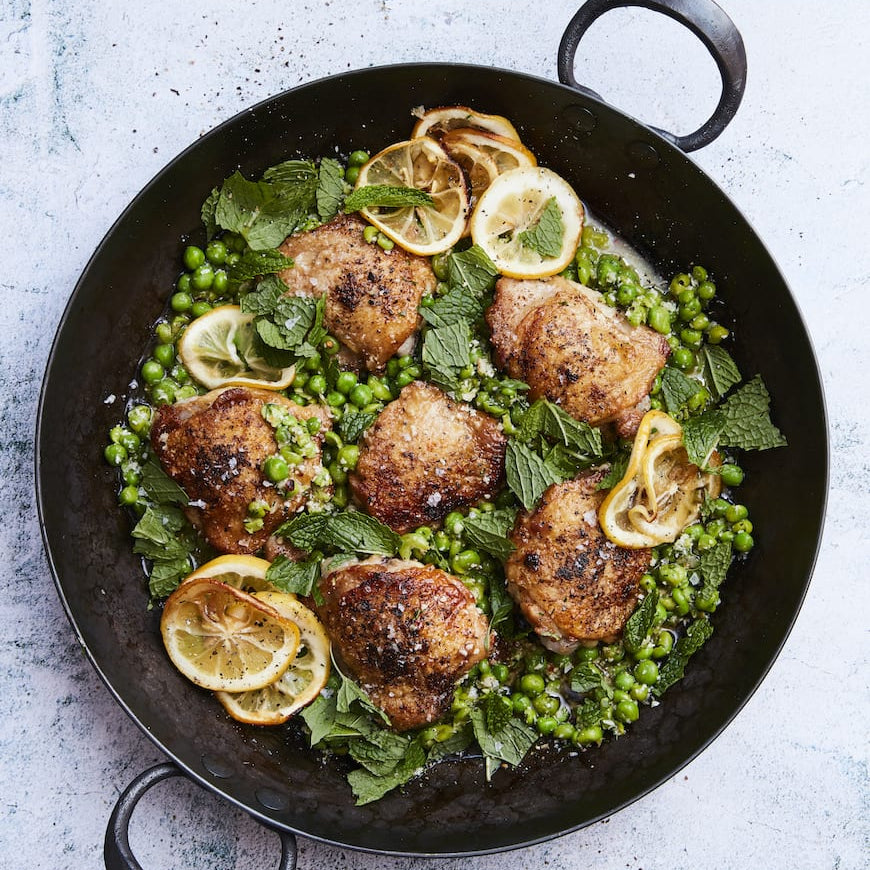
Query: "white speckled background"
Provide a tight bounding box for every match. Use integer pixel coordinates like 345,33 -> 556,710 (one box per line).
3,1 -> 868,868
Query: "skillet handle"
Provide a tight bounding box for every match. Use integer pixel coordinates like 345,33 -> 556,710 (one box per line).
104,762 -> 298,870
557,0 -> 747,151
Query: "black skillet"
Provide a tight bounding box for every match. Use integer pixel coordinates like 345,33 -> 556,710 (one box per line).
36,1 -> 827,866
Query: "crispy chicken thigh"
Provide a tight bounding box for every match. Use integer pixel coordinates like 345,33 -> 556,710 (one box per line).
487,276 -> 669,430
315,557 -> 489,731
278,214 -> 435,371
505,471 -> 650,653
151,387 -> 331,555
350,381 -> 506,533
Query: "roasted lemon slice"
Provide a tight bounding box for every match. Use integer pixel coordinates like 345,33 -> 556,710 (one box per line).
216,591 -> 331,725
161,578 -> 300,692
411,105 -> 521,141
355,138 -> 469,256
469,166 -> 584,278
178,305 -> 296,391
185,554 -> 277,595
440,128 -> 537,175
599,409 -> 722,548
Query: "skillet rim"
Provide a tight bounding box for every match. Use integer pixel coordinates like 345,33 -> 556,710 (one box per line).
35,60 -> 829,857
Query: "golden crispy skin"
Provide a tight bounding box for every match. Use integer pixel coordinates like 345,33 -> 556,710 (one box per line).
151,387 -> 331,555
487,276 -> 669,429
505,471 -> 650,652
315,557 -> 489,731
278,214 -> 435,371
349,381 -> 506,533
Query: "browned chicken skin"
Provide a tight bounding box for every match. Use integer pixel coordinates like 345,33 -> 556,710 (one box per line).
350,381 -> 507,533
487,276 -> 669,431
278,214 -> 436,371
505,471 -> 651,653
315,557 -> 489,731
151,387 -> 331,555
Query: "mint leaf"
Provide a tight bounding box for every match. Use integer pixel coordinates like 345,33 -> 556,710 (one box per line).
575,697 -> 601,729
470,708 -> 537,769
422,321 -> 472,392
661,366 -> 700,415
480,692 -> 513,733
348,729 -> 414,775
569,660 -> 608,695
518,197 -> 564,259
319,512 -> 401,556
681,409 -> 726,467
337,409 -> 378,443
262,158 -> 318,188
505,441 -> 564,510
699,345 -> 741,401
420,286 -> 485,328
344,185 -> 434,212
256,296 -> 317,351
487,576 -> 515,634
240,274 -> 286,316
347,741 -> 426,805
655,617 -> 714,695
148,557 -> 193,600
140,459 -> 188,505
276,512 -> 328,550
336,673 -> 385,718
300,691 -> 338,746
718,376 -> 787,450
227,248 -> 293,285
463,508 -> 517,561
201,186 -> 220,240
596,453 -> 630,491
427,726 -> 473,763
447,245 -> 499,295
623,590 -> 659,653
696,539 -> 732,605
266,554 -> 321,599
539,400 -> 603,456
316,157 -> 345,222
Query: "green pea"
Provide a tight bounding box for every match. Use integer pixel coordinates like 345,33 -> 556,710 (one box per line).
431,252 -> 450,281
671,587 -> 690,616
734,531 -> 754,553
630,684 -> 650,701
719,530 -> 735,543
719,463 -> 744,487
321,335 -> 340,356
337,444 -> 359,470
306,374 -> 326,395
363,224 -> 379,244
170,290 -> 193,315
183,245 -> 205,270
616,283 -> 638,305
153,343 -> 175,368
648,305 -> 672,335
680,328 -> 702,348
658,563 -> 687,587
443,511 -> 464,536
691,265 -> 708,282
679,299 -> 702,321
376,233 -> 395,252
121,463 -> 141,485
225,252 -> 241,267
640,573 -> 657,593
336,371 -> 358,395
672,347 -> 695,370
176,273 -> 192,295
433,531 -> 451,551
141,359 -> 164,384
118,485 -> 140,506
732,519 -> 753,536
601,644 -> 624,663
554,722 -> 576,741
725,503 -> 749,523
697,280 -> 717,300
687,387 -> 710,412
190,301 -> 212,318
669,273 -> 692,296
104,443 -> 127,466
690,313 -> 710,331
205,240 -> 227,265
575,646 -> 598,663
127,404 -> 152,436
574,725 -> 603,746
697,533 -> 717,551
451,549 -> 481,574
707,324 -> 729,344
263,455 -> 289,483
616,698 -> 639,723
349,383 -> 373,408
394,371 -> 415,389
404,364 -> 422,379
706,518 -> 727,538
479,396 -> 506,417
212,269 -> 228,294
524,649 -> 547,672
326,391 -> 346,408
519,673 -> 545,696
537,716 -> 558,736
344,165 -> 360,184
614,670 -> 635,691
191,264 -> 214,292
634,660 -> 659,685
348,149 -> 370,167
512,694 -> 532,713
652,630 -> 675,658
695,589 -> 719,612
304,353 -> 323,372
533,694 -> 560,716
491,663 -> 510,684
367,376 -> 393,402
117,430 -> 141,453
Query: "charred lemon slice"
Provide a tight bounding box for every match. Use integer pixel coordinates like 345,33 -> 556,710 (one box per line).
411,105 -> 521,141
161,578 -> 300,692
599,410 -> 722,548
355,138 -> 469,256
440,128 -> 537,175
216,591 -> 331,725
178,305 -> 296,391
185,554 -> 277,595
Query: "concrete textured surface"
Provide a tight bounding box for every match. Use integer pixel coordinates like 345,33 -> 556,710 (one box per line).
2,1 -> 868,868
